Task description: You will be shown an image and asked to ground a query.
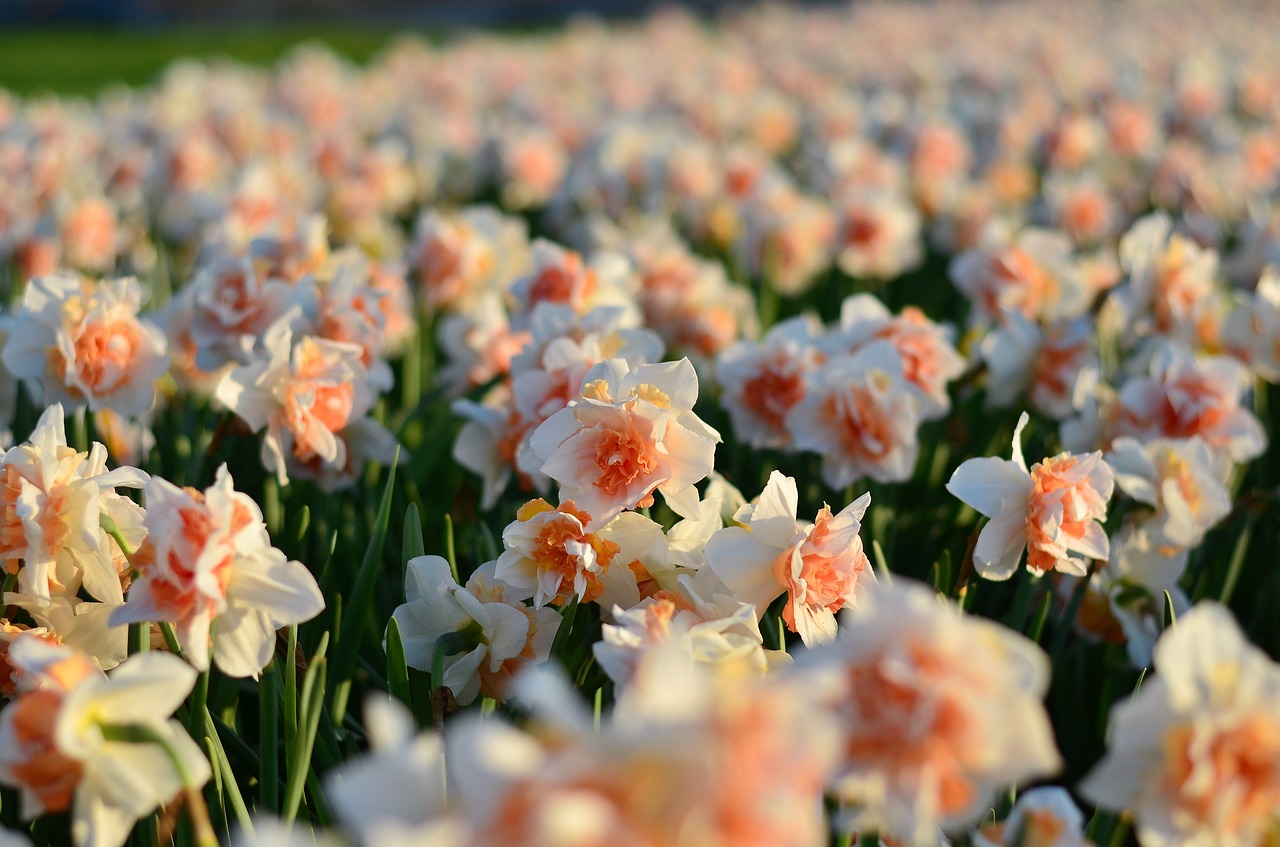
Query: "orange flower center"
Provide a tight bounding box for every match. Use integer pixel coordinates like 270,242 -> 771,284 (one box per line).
593,424 -> 658,497
73,318 -> 143,394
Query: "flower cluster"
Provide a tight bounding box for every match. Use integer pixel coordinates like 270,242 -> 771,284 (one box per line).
0,1 -> 1277,846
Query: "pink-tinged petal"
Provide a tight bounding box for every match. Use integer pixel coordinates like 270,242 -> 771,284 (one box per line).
836,491 -> 872,524
746,471 -> 802,548
214,363 -> 273,430
528,406 -> 581,463
1071,520 -> 1110,561
793,603 -> 839,648
538,427 -> 598,489
226,554 -> 324,627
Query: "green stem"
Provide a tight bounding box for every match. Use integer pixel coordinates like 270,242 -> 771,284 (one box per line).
99,513 -> 135,561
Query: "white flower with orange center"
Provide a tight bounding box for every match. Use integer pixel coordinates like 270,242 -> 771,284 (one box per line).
1233,267 -> 1280,382
830,295 -> 966,421
0,403 -> 146,605
1081,602 -> 1280,847
808,578 -> 1061,843
611,646 -> 842,847
948,412 -> 1114,580
717,316 -> 824,450
0,638 -> 209,847
706,471 -> 873,646
949,230 -> 1088,326
445,714 -> 678,847
215,322 -> 398,488
410,208 -> 503,311
323,697 -> 459,845
530,357 -> 721,528
109,464 -> 323,677
186,253 -> 302,373
59,198 -> 119,273
787,341 -> 922,488
632,247 -> 756,362
834,191 -> 923,281
390,557 -> 559,706
1103,343 -> 1266,464
972,787 -> 1093,847
311,253 -> 394,392
1116,212 -> 1223,346
495,499 -> 623,609
509,241 -> 603,323
740,189 -> 835,297
981,314 -> 1097,421
1106,436 -> 1231,554
2,273 -> 169,418
593,576 -> 772,688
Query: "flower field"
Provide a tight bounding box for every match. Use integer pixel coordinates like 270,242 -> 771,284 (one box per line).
0,2 -> 1279,845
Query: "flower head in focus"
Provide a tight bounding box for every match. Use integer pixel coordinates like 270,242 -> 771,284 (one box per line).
0,403 -> 147,605
705,471 -> 873,646
530,357 -> 720,528
110,464 -> 324,677
948,412 -> 1113,579
214,321 -> 400,490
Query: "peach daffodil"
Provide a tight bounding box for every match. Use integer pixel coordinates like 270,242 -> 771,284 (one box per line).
0,638 -> 209,847
2,274 -> 168,419
705,471 -> 873,646
110,464 -> 323,677
529,357 -> 721,528
947,412 -> 1113,579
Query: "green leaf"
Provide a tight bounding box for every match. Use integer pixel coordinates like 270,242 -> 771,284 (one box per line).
203,709 -> 253,834
259,659 -> 280,814
549,595 -> 581,663
386,616 -> 412,711
330,449 -> 399,725
1028,591 -> 1052,643
283,625 -> 299,762
444,512 -> 459,583
283,656 -> 327,823
288,505 -> 311,551
871,539 -> 891,583
402,503 -> 425,563
1218,516 -> 1254,605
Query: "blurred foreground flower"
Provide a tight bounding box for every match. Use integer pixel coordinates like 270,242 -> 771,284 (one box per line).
807,578 -> 1061,843
0,638 -> 210,847
1081,602 -> 1280,847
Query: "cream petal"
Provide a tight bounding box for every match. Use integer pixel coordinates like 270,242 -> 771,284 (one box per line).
972,508 -> 1028,581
